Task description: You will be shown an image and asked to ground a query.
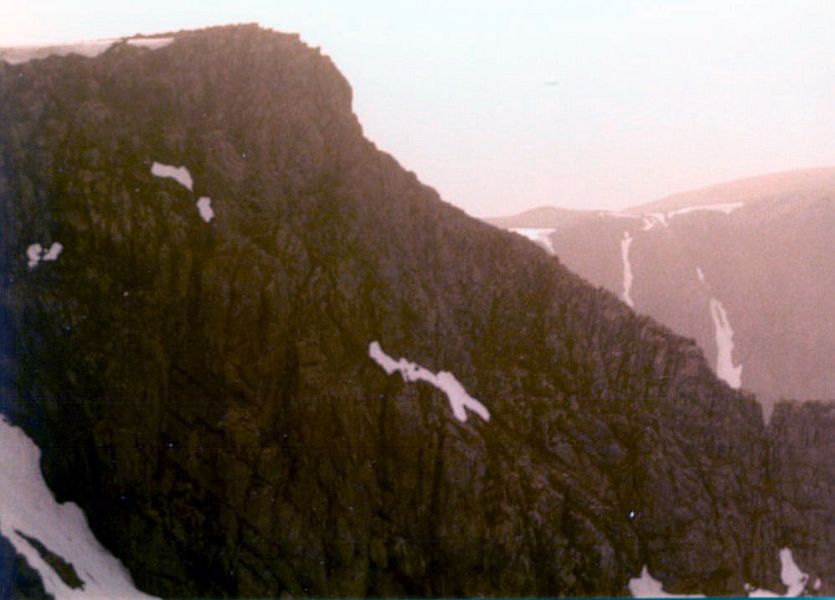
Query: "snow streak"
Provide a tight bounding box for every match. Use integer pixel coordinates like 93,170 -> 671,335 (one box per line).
620,231 -> 635,308
126,37 -> 174,50
709,298 -> 742,388
150,162 -> 193,191
368,341 -> 490,423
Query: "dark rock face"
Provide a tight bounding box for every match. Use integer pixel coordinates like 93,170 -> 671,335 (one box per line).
0,24 -> 831,598
767,402 -> 835,592
0,533 -> 53,600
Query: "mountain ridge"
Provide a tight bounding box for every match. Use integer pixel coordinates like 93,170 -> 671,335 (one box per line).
486,166 -> 835,225
630,166 -> 835,214
0,24 -> 831,598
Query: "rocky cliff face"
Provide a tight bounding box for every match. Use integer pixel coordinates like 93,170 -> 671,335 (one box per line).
0,25 -> 831,598
767,402 -> 835,592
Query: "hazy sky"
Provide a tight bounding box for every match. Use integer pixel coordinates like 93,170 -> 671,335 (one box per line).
3,1 -> 835,217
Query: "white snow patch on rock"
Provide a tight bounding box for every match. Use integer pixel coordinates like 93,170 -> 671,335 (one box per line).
779,548 -> 809,596
746,587 -> 780,597
26,244 -> 44,269
126,37 -> 174,50
196,197 -> 214,223
43,242 -> 64,261
627,548 -> 808,598
631,549 -> 811,598
26,242 -> 63,269
150,162 -> 193,191
696,267 -> 705,284
510,228 -> 556,255
0,415 -> 158,599
639,202 -> 743,231
641,212 -> 668,231
709,298 -> 743,388
667,202 -> 744,218
650,212 -> 668,226
620,231 -> 635,308
628,566 -> 705,598
745,548 -> 810,597
649,212 -> 668,227
368,341 -> 490,423
600,211 -> 641,220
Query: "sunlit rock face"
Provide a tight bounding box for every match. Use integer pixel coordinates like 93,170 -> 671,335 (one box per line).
0,24 -> 831,598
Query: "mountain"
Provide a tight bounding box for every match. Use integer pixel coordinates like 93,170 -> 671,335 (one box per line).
0,25 -> 831,598
487,168 -> 835,417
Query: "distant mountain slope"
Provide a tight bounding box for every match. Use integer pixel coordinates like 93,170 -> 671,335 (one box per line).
485,205 -> 589,229
487,168 -> 835,415
0,25 -> 831,598
631,167 -> 835,214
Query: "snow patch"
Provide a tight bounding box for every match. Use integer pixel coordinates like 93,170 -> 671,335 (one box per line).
696,267 -> 705,284
26,242 -> 63,269
26,244 -> 43,269
641,212 -> 668,231
0,415 -> 157,599
631,549 -> 811,598
709,298 -> 743,388
620,231 -> 635,308
666,202 -> 744,218
628,566 -> 704,598
779,548 -> 809,597
599,211 -> 641,220
368,341 -> 490,423
639,202 -> 743,230
649,212 -> 668,227
745,548 -> 810,597
196,197 -> 214,223
509,228 -> 556,255
43,243 -> 64,261
126,37 -> 174,50
150,162 -> 193,191
746,588 -> 781,597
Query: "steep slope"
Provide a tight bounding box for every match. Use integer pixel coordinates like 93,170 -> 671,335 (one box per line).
0,25 -> 827,597
487,170 -> 835,415
767,401 -> 835,591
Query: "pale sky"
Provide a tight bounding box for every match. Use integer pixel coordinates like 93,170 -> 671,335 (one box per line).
3,1 -> 835,217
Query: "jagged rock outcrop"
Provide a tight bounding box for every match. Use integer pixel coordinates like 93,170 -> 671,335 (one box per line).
0,24 -> 831,597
